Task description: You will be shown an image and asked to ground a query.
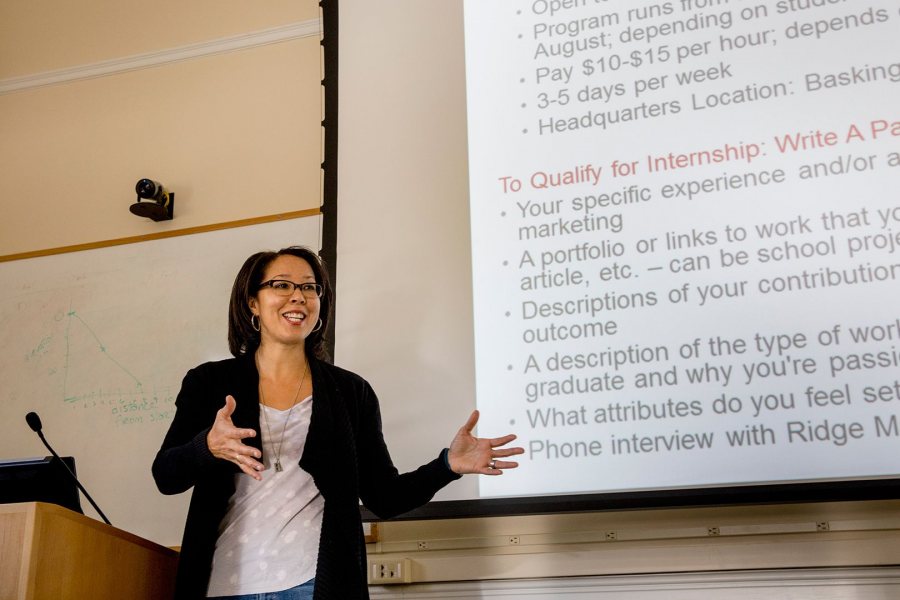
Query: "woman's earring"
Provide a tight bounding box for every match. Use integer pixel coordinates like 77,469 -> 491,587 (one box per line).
251,314 -> 260,332
312,318 -> 323,333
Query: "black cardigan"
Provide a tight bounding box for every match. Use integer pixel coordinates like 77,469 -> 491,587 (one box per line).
152,354 -> 460,599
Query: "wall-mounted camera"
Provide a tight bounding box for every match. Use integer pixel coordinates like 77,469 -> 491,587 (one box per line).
130,179 -> 174,221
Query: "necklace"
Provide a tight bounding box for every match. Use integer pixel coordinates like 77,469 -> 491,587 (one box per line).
257,358 -> 309,473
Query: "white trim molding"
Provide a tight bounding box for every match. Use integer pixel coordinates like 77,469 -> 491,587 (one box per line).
0,19 -> 320,95
369,567 -> 900,599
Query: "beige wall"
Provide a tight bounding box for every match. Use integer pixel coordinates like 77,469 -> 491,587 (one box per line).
0,1 -> 317,78
0,1 -> 321,258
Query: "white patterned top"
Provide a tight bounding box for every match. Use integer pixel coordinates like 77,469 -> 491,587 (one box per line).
206,397 -> 323,597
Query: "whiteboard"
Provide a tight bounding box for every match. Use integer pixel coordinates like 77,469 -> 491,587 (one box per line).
0,215 -> 320,546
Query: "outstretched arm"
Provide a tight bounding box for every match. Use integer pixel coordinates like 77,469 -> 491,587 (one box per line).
356,383 -> 523,518
447,410 -> 524,475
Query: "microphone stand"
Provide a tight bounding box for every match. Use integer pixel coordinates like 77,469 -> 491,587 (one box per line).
34,430 -> 112,526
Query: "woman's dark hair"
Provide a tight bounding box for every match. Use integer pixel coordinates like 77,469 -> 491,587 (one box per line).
228,246 -> 333,360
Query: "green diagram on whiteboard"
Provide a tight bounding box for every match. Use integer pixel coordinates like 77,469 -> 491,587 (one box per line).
22,304 -> 175,428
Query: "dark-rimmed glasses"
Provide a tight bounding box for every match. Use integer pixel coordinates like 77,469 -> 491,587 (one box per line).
258,279 -> 323,299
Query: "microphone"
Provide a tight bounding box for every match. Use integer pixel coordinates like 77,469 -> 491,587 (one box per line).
25,411 -> 41,433
25,412 -> 112,525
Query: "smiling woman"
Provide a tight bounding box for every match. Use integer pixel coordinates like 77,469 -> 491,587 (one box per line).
151,246 -> 523,600
236,249 -> 331,362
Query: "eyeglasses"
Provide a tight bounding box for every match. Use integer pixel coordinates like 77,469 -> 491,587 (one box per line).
258,279 -> 323,299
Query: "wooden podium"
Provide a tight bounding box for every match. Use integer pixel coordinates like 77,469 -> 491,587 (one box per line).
0,502 -> 178,600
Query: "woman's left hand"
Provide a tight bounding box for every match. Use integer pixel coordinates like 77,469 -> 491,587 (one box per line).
447,410 -> 524,475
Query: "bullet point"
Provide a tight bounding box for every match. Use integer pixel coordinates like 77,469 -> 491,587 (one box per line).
505,311 -> 511,317
516,10 -> 522,15
521,103 -> 527,108
522,129 -> 528,134
518,33 -> 523,39
520,77 -> 525,83
500,211 -> 506,217
507,365 -> 513,371
510,419 -> 516,426
502,260 -> 509,266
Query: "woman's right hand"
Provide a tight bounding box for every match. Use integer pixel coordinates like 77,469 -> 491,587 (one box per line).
207,395 -> 265,480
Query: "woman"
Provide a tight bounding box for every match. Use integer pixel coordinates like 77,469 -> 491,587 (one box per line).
152,246 -> 522,600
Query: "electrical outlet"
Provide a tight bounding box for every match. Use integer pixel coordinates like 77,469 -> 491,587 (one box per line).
369,558 -> 412,584
605,531 -> 618,541
417,541 -> 429,550
816,521 -> 830,532
508,535 -> 520,545
707,527 -> 721,536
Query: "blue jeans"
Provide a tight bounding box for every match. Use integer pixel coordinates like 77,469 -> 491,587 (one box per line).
208,578 -> 315,600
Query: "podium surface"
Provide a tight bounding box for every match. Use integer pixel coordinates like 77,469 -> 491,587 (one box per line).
0,502 -> 177,600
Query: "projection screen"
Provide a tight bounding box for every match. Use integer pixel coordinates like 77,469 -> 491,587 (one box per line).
336,0 -> 900,517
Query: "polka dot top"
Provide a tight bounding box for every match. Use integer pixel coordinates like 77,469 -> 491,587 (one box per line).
207,397 -> 323,596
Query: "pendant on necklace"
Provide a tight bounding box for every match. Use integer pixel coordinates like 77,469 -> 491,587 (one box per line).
275,460 -> 283,472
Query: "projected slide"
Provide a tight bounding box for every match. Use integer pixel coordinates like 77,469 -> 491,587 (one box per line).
464,0 -> 900,498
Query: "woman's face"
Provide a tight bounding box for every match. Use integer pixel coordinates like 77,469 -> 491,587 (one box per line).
248,254 -> 320,349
